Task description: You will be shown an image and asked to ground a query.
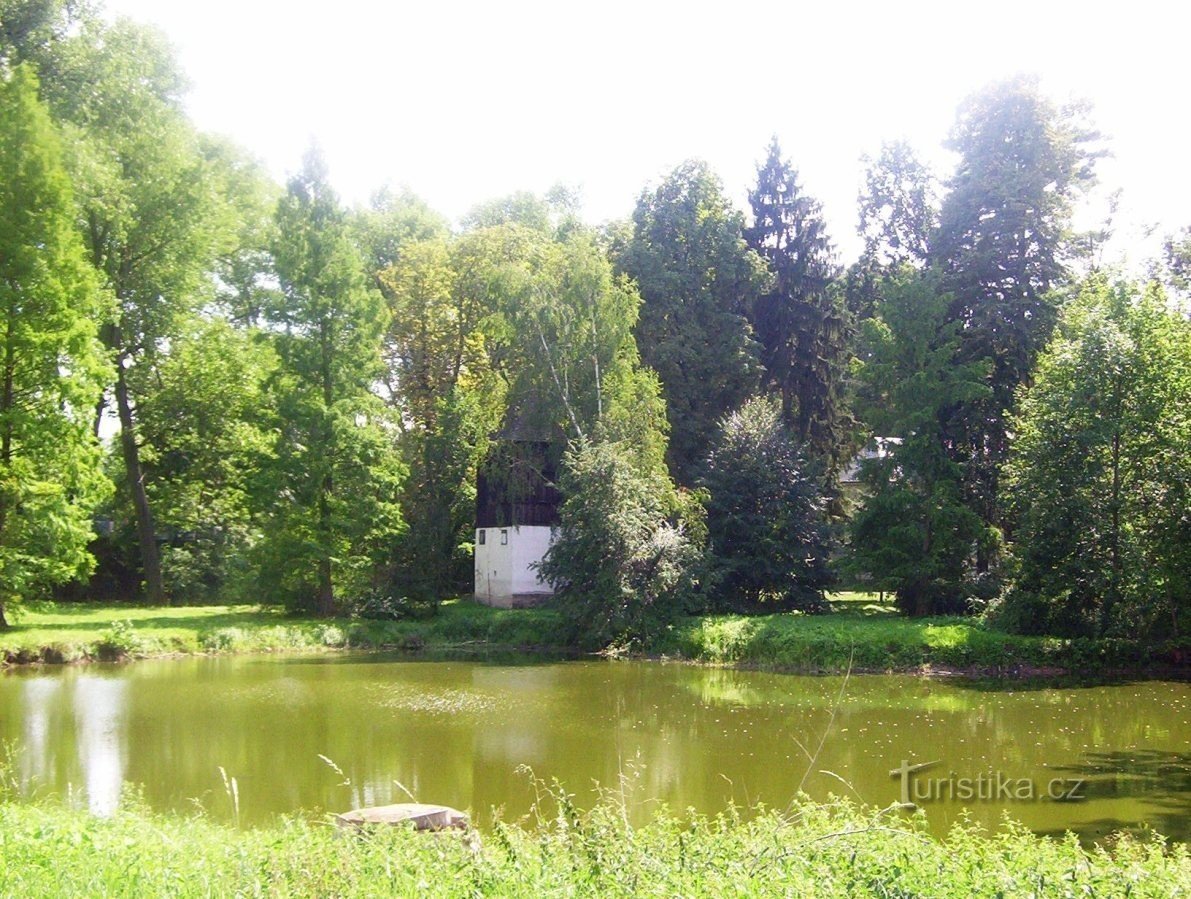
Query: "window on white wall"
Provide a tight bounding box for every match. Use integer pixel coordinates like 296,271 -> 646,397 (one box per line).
478,529 -> 486,545
500,530 -> 508,545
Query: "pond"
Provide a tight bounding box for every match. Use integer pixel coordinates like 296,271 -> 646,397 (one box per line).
1,653 -> 1187,842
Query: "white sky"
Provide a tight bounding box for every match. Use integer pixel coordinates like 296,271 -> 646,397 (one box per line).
101,0 -> 1189,266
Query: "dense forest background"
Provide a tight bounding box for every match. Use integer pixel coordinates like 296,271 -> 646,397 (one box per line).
0,0 -> 1187,645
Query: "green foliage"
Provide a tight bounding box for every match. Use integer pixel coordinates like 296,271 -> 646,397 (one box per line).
0,66 -> 111,626
133,319 -> 278,601
700,397 -> 832,613
377,234 -> 505,603
461,184 -> 581,235
540,438 -> 701,649
847,271 -> 995,615
667,608 -> 1055,672
858,140 -> 937,270
617,160 -> 767,483
27,14 -> 246,605
997,277 -> 1191,638
745,138 -> 851,475
259,148 -> 405,615
932,76 -> 1102,540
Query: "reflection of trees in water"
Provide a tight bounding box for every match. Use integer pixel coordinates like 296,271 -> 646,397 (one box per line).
1041,750 -> 1191,843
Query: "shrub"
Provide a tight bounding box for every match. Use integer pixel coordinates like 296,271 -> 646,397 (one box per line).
539,438 -> 701,649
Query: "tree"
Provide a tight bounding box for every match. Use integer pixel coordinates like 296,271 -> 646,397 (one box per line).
858,140 -> 937,270
616,160 -> 767,483
932,76 -> 1101,543
846,270 -> 994,616
999,278 -> 1191,638
0,66 -> 110,626
744,138 -> 850,475
352,186 -> 449,297
0,0 -> 77,72
132,319 -> 278,600
539,437 -> 700,649
700,397 -> 831,613
33,17 -> 239,604
1159,225 -> 1191,309
460,185 -> 581,235
377,234 -> 504,602
262,148 -> 405,615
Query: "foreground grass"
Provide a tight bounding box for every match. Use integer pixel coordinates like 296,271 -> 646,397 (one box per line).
0,793 -> 1186,897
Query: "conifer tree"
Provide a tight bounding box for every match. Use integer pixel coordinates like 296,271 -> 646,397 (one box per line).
745,139 -> 850,476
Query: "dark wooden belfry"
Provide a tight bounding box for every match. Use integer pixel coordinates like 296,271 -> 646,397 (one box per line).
475,441 -> 561,529
475,405 -> 563,529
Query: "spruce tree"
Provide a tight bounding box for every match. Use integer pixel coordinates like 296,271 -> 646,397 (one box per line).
744,138 -> 850,477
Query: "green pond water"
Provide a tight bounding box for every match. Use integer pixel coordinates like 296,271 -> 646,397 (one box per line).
1,653 -> 1187,842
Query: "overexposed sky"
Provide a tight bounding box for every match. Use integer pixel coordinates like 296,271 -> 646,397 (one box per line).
102,0 -> 1189,265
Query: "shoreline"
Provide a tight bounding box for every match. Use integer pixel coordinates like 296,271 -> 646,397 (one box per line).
1,600 -> 1186,681
3,634 -> 1188,684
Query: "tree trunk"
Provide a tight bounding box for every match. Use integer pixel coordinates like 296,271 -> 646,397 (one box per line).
0,605 -> 8,630
317,483 -> 334,617
116,365 -> 166,606
316,319 -> 335,617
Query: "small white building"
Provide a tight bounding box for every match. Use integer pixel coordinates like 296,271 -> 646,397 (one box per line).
474,524 -> 554,607
474,437 -> 559,608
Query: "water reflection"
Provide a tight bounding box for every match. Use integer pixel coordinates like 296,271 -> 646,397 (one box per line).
0,657 -> 1186,843
71,676 -> 127,815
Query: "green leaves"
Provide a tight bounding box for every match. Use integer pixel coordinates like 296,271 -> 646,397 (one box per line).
617,160 -> 767,484
847,271 -> 993,615
539,437 -> 700,649
1000,277 -> 1191,637
259,148 -> 404,615
0,66 -> 111,621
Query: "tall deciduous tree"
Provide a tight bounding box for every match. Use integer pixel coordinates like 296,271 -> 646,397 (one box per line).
263,148 -> 404,615
377,234 -> 504,602
133,319 -> 278,601
617,160 -> 767,484
1000,278 -> 1191,638
932,76 -> 1101,543
745,138 -> 850,475
0,66 -> 110,626
33,17 -> 238,604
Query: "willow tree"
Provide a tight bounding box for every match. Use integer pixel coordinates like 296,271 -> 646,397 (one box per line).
0,67 -> 110,626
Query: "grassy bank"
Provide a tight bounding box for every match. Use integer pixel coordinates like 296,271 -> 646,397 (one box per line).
661,594 -> 1185,674
0,792 -> 1187,897
0,600 -> 565,665
2,597 -> 1181,675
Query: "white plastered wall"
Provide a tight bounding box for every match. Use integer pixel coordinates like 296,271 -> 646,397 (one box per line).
474,525 -> 554,607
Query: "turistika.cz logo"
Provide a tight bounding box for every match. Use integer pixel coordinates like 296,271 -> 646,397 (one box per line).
890,760 -> 1087,805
